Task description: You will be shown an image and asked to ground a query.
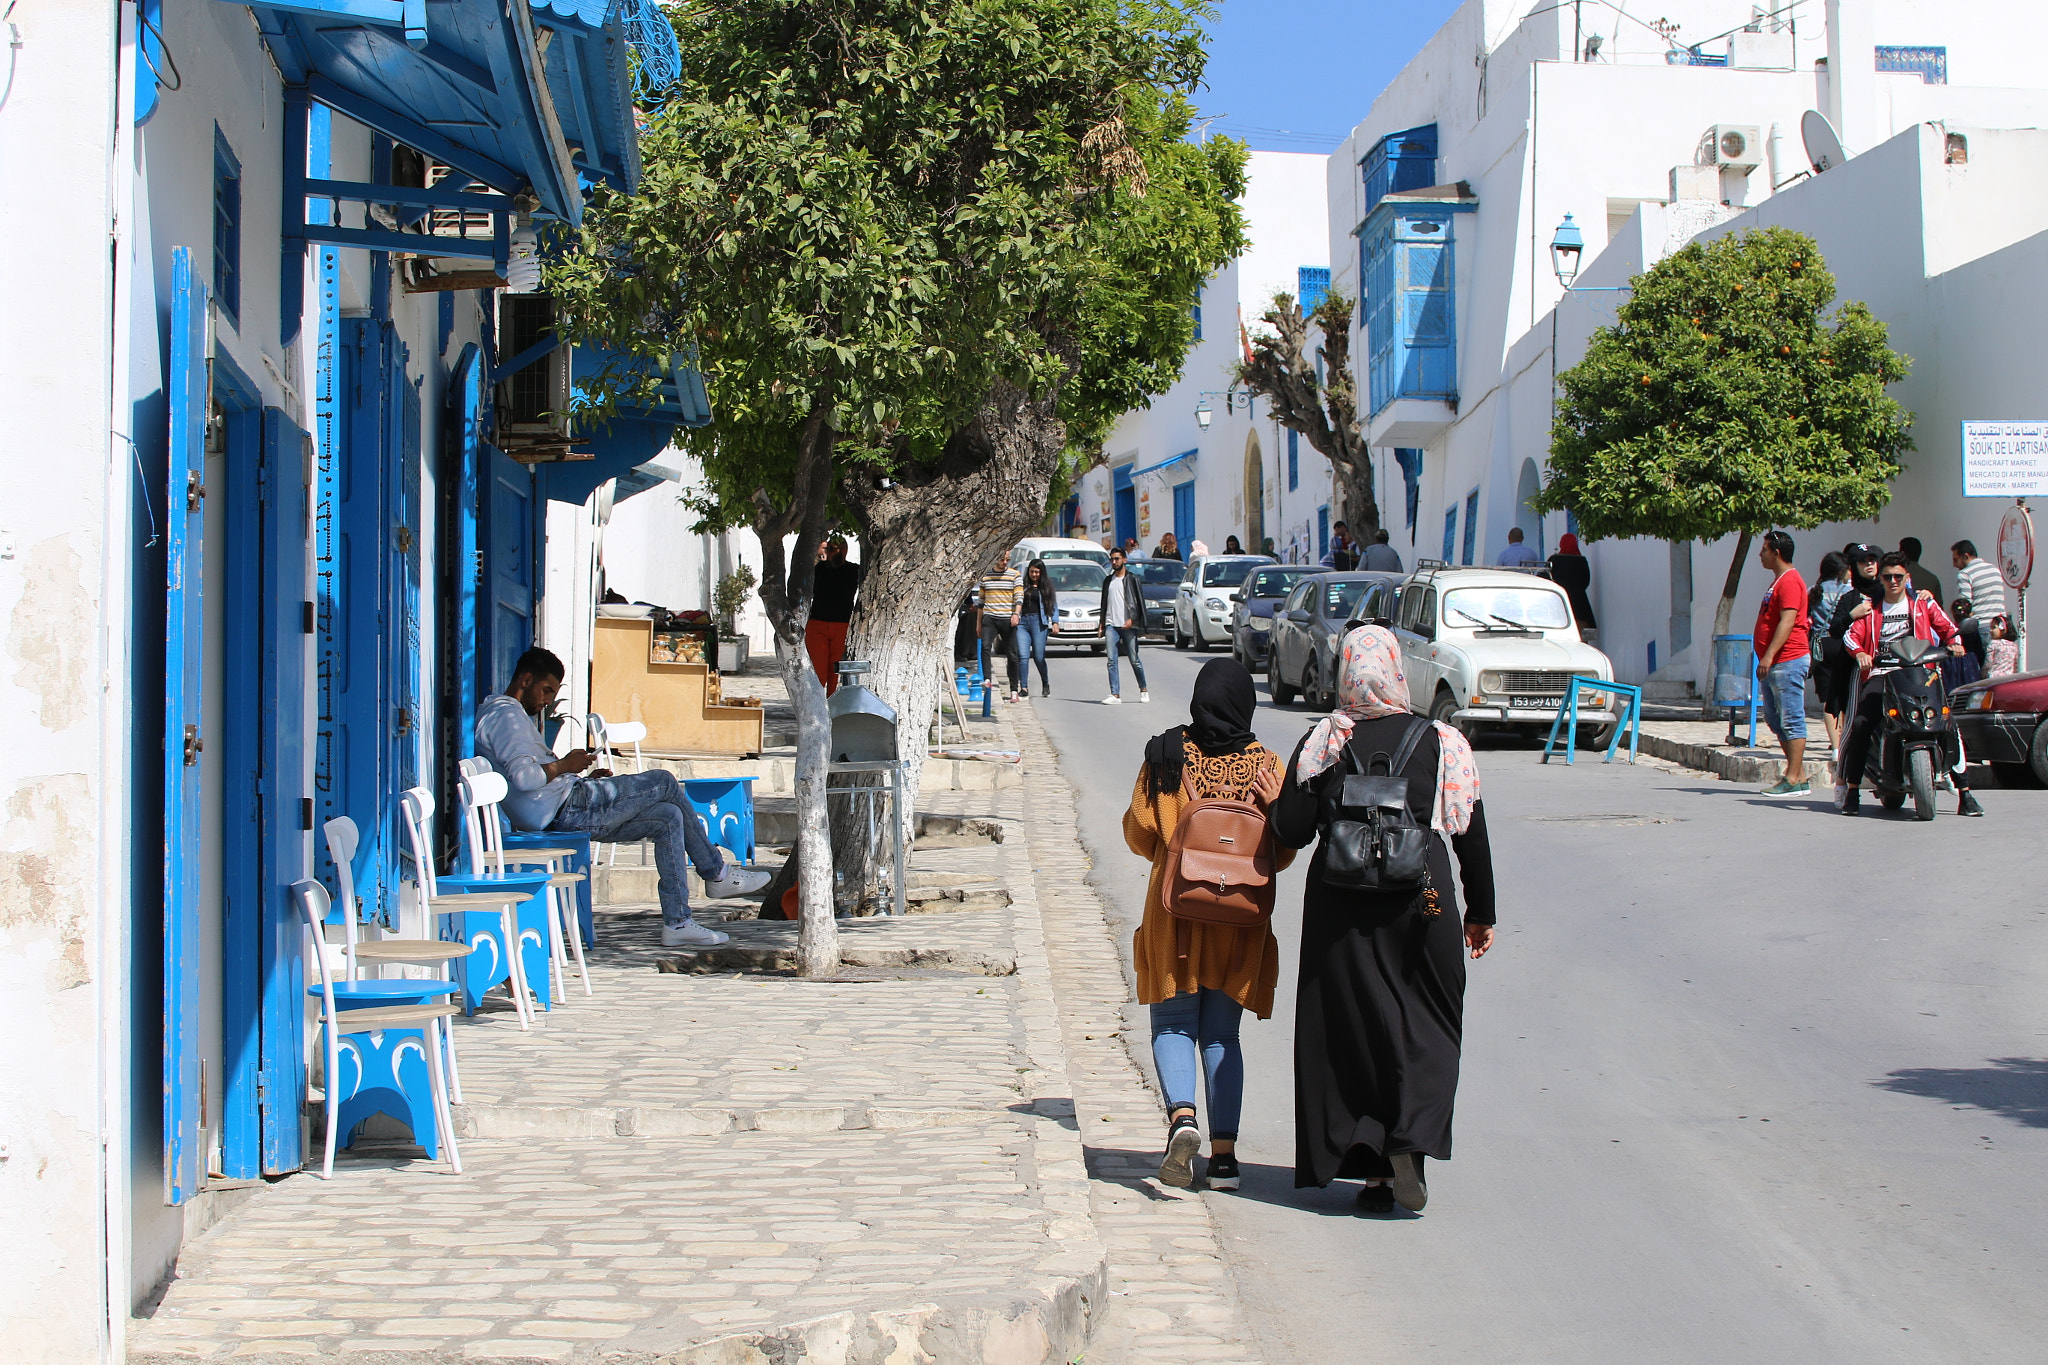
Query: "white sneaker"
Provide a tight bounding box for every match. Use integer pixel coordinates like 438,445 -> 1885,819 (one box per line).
662,922 -> 730,948
1138,691 -> 1151,704
1101,694 -> 1122,705
703,865 -> 772,898
1832,783 -> 1848,811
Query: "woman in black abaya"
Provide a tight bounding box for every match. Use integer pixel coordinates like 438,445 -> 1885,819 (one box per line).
1272,626 -> 1496,1213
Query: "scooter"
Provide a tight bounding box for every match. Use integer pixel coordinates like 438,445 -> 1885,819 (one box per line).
1864,635 -> 1960,822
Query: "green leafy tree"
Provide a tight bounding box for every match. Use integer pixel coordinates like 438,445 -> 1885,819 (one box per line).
1234,289 -> 1377,540
1534,226 -> 1912,688
551,0 -> 1238,956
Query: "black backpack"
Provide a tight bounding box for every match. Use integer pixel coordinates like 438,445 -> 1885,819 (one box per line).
1319,718 -> 1432,894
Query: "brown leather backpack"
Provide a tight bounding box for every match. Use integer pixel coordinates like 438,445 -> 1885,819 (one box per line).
1161,785 -> 1277,962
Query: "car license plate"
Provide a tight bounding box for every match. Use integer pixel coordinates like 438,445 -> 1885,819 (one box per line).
1510,695 -> 1559,711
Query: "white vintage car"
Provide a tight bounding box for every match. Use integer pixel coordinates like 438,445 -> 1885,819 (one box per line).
1390,563 -> 1618,742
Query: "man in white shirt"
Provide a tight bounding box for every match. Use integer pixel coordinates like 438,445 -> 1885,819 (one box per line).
1951,538 -> 2008,619
475,648 -> 770,948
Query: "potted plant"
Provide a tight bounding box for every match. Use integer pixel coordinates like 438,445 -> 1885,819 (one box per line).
713,564 -> 756,671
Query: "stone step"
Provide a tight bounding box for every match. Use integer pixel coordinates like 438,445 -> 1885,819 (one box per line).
1642,678 -> 1700,702
634,753 -> 1021,795
449,1100 -> 1003,1140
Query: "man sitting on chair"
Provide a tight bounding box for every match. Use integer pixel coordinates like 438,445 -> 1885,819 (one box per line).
476,648 -> 770,948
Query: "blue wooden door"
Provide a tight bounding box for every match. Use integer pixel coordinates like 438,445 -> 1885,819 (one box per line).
1113,462 -> 1136,549
450,346 -> 484,759
1172,482 -> 1195,549
163,247 -> 208,1205
260,409 -> 310,1172
480,448 -> 536,696
390,348 -> 423,842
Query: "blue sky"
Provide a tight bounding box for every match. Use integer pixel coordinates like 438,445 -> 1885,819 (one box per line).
1192,0 -> 1463,151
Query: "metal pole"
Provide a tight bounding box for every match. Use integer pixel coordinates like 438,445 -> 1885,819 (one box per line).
890,761 -> 906,918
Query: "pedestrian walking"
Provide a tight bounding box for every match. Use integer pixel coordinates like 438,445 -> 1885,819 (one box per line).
1016,558 -> 1055,699
1952,539 -> 2009,620
976,551 -> 1024,703
1260,536 -> 1277,558
1272,627 -> 1496,1213
1321,521 -> 1359,570
1360,528 -> 1404,572
1807,552 -> 1852,753
1154,532 -> 1183,561
1098,546 -> 1150,705
1899,537 -> 1943,602
1122,658 -> 1292,1190
1545,532 -> 1596,642
1753,531 -> 1812,797
1987,614 -> 2020,676
1123,537 -> 1139,555
1494,526 -> 1541,567
805,535 -> 861,695
1822,544 -> 1885,730
1225,535 -> 1244,554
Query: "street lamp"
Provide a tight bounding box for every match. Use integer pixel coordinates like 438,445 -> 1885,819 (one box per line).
1195,396 -> 1214,430
1550,212 -> 1584,287
1195,389 -> 1245,429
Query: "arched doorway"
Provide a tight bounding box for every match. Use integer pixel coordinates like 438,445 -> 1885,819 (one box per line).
1515,457 -> 1543,556
1243,430 -> 1265,552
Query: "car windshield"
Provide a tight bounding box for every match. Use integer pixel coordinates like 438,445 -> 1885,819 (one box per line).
1039,548 -> 1108,567
1442,586 -> 1572,630
1247,567 -> 1313,598
1128,560 -> 1186,585
1201,559 -> 1260,587
1320,581 -> 1369,619
1043,562 -> 1106,592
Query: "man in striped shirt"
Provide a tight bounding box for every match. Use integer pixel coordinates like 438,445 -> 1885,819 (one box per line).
976,552 -> 1024,702
1951,539 -> 2008,620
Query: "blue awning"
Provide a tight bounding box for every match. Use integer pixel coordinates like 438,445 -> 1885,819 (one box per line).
1132,448 -> 1199,478
538,348 -> 713,505
247,0 -> 610,222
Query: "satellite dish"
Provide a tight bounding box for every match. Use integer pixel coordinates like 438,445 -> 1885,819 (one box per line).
1801,109 -> 1847,175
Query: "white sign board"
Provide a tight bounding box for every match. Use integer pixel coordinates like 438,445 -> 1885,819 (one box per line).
1961,420 -> 2048,497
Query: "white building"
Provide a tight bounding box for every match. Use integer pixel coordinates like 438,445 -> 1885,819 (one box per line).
1324,0 -> 2048,685
1069,150 -> 1331,560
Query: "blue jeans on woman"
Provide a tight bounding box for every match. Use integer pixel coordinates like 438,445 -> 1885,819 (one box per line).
1149,988 -> 1244,1139
1016,615 -> 1050,691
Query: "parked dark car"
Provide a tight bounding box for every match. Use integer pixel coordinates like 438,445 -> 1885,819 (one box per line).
1229,565 -> 1322,671
1953,668 -> 2048,785
1266,572 -> 1404,708
1122,556 -> 1187,638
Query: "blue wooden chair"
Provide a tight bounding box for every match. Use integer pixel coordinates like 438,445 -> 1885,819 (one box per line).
291,879 -> 460,1179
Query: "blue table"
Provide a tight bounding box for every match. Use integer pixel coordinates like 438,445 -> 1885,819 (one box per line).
683,776 -> 759,866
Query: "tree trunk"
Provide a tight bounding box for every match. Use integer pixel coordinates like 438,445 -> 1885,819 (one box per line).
830,376 -> 1071,905
1703,530 -> 1753,719
1331,456 -> 1381,546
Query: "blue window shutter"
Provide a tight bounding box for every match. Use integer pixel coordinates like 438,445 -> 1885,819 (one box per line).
1173,482 -> 1196,547
163,246 -> 209,1206
1297,266 -> 1329,314
1287,430 -> 1299,491
452,345 -> 485,761
1461,488 -> 1479,564
1192,304 -> 1203,341
1875,45 -> 1946,83
1395,448 -> 1422,533
1318,505 -> 1330,558
1360,124 -> 1438,213
1442,506 -> 1457,562
213,129 -> 242,326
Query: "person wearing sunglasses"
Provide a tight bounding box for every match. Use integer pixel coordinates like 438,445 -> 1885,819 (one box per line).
1838,553 -> 1981,816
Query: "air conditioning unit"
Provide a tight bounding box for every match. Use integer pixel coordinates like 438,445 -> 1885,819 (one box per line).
495,293 -> 572,450
1712,123 -> 1763,171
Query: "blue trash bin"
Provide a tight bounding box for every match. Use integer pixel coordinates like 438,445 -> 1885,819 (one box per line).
1712,634 -> 1760,745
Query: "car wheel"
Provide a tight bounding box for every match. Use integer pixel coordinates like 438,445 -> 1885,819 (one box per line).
1193,618 -> 1212,652
2030,720 -> 2048,787
1300,658 -> 1322,710
1091,642 -> 1106,656
1270,658 -> 1297,706
1173,615 -> 1189,649
1575,722 -> 1617,751
1431,688 -> 1473,739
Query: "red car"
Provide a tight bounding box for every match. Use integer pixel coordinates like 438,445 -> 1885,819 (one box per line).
1953,668 -> 2048,785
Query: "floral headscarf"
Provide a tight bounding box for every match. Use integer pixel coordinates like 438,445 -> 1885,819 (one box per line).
1296,626 -> 1481,834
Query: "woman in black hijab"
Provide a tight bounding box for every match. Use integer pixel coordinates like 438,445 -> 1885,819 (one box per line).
1123,659 -> 1291,1190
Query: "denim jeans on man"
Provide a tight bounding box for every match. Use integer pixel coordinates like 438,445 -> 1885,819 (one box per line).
1149,988 -> 1244,1138
1106,624 -> 1148,696
1759,653 -> 1810,745
551,770 -> 725,929
1015,614 -> 1050,691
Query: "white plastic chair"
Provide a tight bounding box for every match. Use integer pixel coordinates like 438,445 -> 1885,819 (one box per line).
460,772 -> 590,1001
594,717 -> 654,871
323,817 -> 476,982
292,878 -> 461,1179
401,785 -> 539,1029
461,755 -> 592,997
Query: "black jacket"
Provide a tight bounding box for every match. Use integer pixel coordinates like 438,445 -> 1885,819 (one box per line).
1098,571 -> 1142,630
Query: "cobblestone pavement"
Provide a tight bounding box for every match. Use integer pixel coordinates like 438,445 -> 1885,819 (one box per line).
129,703 -> 1257,1364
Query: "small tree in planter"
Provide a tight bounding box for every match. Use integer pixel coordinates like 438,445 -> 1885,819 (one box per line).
713,564 -> 756,669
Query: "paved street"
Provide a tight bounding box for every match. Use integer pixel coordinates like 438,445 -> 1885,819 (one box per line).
1030,637 -> 2048,1365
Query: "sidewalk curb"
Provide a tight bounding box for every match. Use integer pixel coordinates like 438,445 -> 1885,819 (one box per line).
1635,730 -> 1836,785
447,1100 -> 1011,1139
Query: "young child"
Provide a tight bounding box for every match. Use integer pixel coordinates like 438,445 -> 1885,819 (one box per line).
1987,615 -> 2021,677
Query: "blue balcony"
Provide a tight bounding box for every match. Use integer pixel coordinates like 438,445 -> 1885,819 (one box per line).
1358,182 -> 1475,446
1360,124 -> 1438,215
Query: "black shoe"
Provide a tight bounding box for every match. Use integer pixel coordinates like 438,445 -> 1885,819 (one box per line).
1841,790 -> 1861,816
1158,1114 -> 1201,1189
1041,682 -> 1052,698
1959,790 -> 1984,817
1389,1152 -> 1428,1211
1355,1182 -> 1396,1214
1204,1152 -> 1240,1191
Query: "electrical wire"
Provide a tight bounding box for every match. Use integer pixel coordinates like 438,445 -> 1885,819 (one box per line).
136,0 -> 182,94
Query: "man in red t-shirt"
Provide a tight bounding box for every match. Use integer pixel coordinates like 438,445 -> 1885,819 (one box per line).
1753,530 -> 1812,797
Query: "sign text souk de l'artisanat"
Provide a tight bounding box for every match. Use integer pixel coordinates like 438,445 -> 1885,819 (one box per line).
1961,420 -> 2048,498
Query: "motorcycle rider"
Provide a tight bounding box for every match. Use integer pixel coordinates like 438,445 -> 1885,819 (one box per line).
1838,552 -> 1982,817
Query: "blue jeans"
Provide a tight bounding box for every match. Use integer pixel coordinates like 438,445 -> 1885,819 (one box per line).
1149,988 -> 1244,1138
1016,615 -> 1050,690
1759,654 -> 1810,744
552,770 -> 726,928
1106,624 -> 1147,696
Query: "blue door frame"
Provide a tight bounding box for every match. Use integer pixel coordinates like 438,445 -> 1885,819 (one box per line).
1113,461 -> 1136,549
480,447 -> 536,696
1172,482 -> 1196,550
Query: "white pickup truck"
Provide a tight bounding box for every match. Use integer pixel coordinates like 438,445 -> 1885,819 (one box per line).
1390,563 -> 1618,743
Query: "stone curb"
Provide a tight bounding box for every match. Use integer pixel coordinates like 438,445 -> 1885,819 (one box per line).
1634,729 -> 1836,785
654,944 -> 1019,976
447,1101 -> 1010,1140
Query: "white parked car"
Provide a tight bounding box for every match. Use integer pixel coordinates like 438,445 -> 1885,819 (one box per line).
1009,535 -> 1111,573
1390,563 -> 1618,742
1172,554 -> 1276,650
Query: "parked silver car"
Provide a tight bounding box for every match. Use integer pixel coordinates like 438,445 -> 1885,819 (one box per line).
1042,559 -> 1108,654
1267,572 -> 1405,708
1172,554 -> 1276,650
